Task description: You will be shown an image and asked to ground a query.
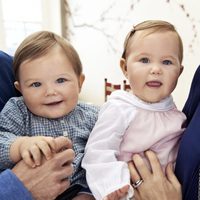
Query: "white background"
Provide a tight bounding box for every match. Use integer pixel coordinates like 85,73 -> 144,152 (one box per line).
68,0 -> 200,109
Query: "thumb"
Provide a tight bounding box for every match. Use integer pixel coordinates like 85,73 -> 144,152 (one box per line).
54,136 -> 72,152
166,163 -> 180,188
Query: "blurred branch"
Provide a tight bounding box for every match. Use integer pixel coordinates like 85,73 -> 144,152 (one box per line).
67,0 -> 199,53
60,0 -> 71,40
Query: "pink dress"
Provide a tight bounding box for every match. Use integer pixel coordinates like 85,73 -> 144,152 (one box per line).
82,90 -> 186,200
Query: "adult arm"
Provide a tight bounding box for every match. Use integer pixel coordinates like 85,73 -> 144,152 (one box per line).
0,169 -> 32,200
12,136 -> 74,200
175,65 -> 200,199
128,151 -> 182,200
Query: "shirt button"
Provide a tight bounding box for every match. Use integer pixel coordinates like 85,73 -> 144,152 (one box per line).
63,131 -> 68,137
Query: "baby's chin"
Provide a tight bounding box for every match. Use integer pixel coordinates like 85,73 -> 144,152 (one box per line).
139,96 -> 165,104
30,103 -> 74,119
32,110 -> 69,119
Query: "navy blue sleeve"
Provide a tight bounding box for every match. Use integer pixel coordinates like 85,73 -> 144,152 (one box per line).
175,65 -> 200,200
0,169 -> 33,199
182,65 -> 200,125
0,51 -> 20,112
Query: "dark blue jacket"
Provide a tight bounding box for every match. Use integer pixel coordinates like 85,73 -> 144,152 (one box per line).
175,65 -> 200,200
0,51 -> 20,111
0,169 -> 33,199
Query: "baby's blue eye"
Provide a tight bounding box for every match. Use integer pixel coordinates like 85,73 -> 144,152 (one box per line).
31,82 -> 41,87
163,60 -> 172,65
56,78 -> 67,83
139,57 -> 150,63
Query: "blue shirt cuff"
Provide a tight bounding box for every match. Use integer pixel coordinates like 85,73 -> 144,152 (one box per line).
0,169 -> 33,200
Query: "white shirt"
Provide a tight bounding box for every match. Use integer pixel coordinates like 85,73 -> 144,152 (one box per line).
82,90 -> 186,200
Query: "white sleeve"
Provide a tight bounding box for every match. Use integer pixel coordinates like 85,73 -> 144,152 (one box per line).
82,102 -> 134,200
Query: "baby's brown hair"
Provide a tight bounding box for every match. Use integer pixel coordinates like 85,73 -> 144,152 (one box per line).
13,31 -> 82,81
122,20 -> 183,63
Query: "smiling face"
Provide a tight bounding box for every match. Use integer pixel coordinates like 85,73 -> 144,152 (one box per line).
15,45 -> 84,118
120,30 -> 183,103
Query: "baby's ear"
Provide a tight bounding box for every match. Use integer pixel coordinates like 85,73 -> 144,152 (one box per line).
179,65 -> 184,76
78,74 -> 85,91
14,81 -> 21,92
120,58 -> 128,78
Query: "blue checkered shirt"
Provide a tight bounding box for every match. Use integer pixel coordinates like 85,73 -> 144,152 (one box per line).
0,96 -> 99,188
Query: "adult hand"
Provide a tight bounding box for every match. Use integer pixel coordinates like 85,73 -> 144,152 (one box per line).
128,151 -> 182,200
12,136 -> 75,200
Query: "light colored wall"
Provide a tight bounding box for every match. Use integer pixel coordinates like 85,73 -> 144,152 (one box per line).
68,0 -> 200,110
0,0 -> 62,53
42,0 -> 61,33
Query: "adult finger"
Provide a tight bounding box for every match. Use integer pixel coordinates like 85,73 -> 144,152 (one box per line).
54,148 -> 75,167
166,163 -> 181,189
128,161 -> 141,183
57,160 -> 74,180
58,179 -> 71,195
54,136 -> 72,152
144,151 -> 163,177
134,190 -> 141,200
132,154 -> 151,180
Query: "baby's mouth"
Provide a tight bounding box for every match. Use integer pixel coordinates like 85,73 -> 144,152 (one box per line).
146,81 -> 162,87
45,100 -> 63,106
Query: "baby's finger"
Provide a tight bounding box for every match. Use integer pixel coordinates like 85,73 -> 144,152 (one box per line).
36,140 -> 52,160
44,137 -> 56,151
21,150 -> 35,168
105,191 -> 117,200
29,144 -> 42,166
116,185 -> 129,197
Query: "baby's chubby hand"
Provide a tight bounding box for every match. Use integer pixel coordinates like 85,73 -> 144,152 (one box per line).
103,185 -> 130,200
19,136 -> 57,167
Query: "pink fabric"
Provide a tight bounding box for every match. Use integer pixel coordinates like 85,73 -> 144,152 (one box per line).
118,106 -> 184,169
82,90 -> 186,200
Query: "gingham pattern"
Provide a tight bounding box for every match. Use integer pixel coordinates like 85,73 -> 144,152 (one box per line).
0,96 -> 99,188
